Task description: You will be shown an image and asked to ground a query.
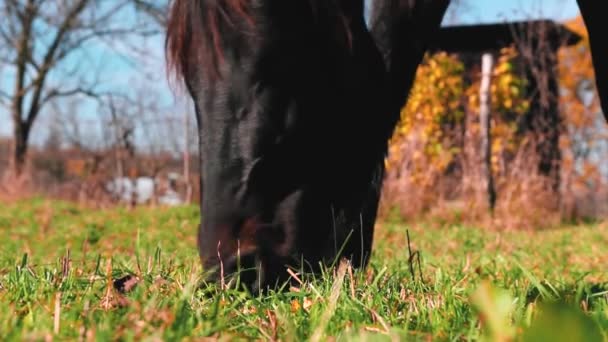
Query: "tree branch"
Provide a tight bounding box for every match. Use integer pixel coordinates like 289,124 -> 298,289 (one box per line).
132,0 -> 168,27
54,26 -> 158,63
39,86 -> 101,107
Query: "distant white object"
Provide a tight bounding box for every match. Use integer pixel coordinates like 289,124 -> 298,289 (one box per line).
105,176 -> 183,206
159,189 -> 182,206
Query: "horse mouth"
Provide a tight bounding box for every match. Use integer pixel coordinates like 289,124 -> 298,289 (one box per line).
199,213 -> 294,291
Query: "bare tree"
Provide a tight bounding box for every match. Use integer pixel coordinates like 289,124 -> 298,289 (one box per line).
0,0 -> 160,178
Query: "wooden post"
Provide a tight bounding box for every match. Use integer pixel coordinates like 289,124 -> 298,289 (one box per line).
183,102 -> 192,205
479,52 -> 496,212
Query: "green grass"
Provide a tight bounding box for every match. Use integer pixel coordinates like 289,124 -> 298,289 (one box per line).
1,197 -> 607,341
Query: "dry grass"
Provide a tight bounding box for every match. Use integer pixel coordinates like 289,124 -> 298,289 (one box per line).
380,134 -> 604,230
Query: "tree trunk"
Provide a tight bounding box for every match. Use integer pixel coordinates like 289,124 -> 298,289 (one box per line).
11,120 -> 31,177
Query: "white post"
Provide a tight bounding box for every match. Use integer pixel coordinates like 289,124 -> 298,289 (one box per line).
183,102 -> 192,204
480,52 -> 496,212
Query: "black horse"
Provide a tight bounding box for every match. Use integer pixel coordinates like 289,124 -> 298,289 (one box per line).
165,0 -> 606,292
576,0 -> 608,120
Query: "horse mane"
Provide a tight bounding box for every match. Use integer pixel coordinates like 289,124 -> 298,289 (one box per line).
165,0 -> 362,87
165,0 -> 255,85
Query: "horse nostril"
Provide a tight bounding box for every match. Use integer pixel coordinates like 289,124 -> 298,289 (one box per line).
198,215 -> 290,292
202,249 -> 259,292
241,215 -> 259,233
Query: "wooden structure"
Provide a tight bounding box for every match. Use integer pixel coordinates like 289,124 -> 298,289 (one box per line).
427,19 -> 582,193
429,19 -> 581,53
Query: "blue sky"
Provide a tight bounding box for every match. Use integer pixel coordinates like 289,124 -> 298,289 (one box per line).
0,0 -> 583,143
441,0 -> 579,26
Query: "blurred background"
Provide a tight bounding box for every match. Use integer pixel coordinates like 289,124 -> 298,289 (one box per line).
1,0 -> 605,228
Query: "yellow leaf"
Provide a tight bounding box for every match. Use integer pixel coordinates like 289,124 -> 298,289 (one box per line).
291,299 -> 301,313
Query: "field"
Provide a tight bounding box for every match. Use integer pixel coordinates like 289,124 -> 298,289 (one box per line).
1,198 -> 607,341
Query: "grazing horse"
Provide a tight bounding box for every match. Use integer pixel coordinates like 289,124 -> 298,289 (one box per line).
165,0 -> 606,292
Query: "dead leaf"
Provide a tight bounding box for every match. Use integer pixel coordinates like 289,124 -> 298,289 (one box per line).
303,297 -> 313,312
